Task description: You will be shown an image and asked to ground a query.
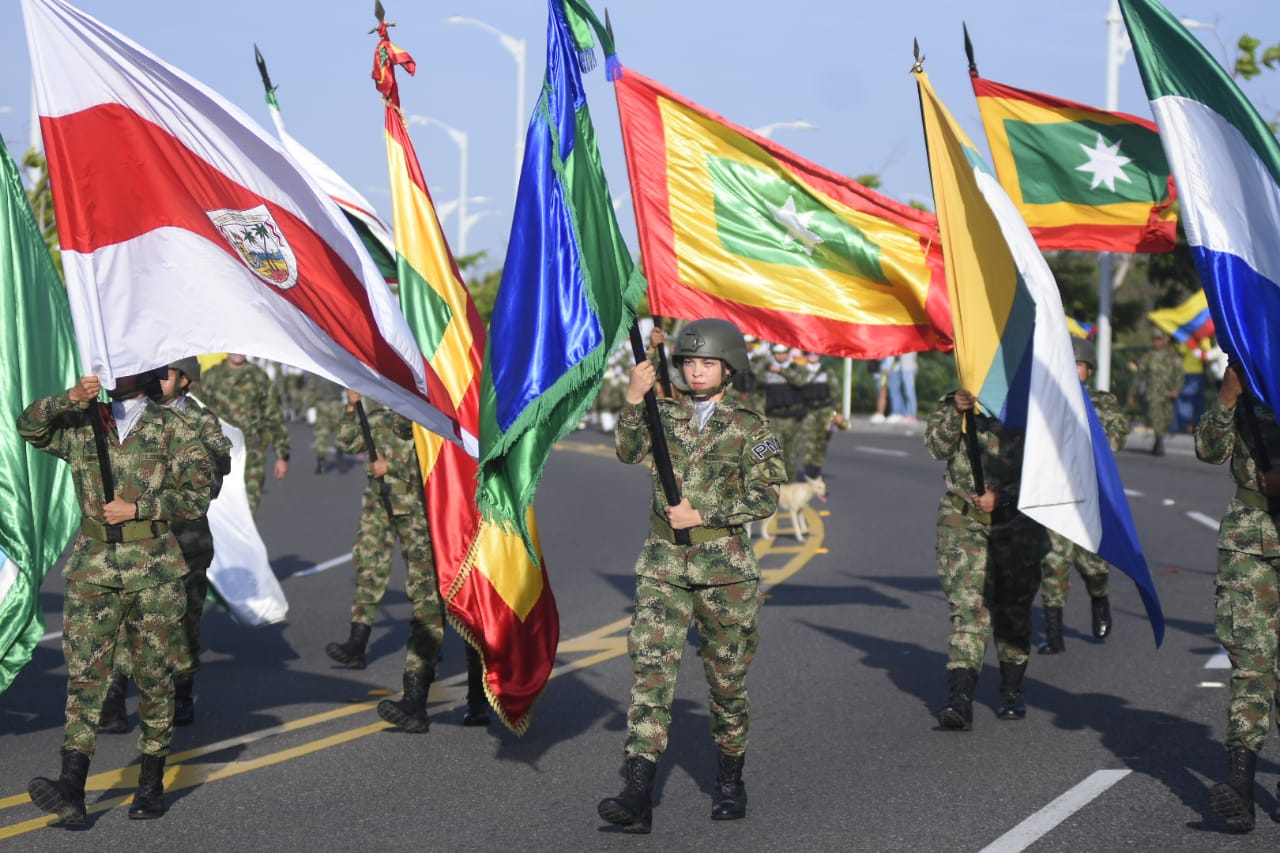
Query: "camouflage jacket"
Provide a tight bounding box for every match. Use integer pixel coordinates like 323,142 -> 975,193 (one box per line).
168,396 -> 233,557
1091,388 -> 1131,452
18,392 -> 215,591
925,394 -> 1026,507
1138,346 -> 1183,401
335,400 -> 425,516
616,397 -> 787,531
1195,396 -> 1280,556
199,361 -> 290,456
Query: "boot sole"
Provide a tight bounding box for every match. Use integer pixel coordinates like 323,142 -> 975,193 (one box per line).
127,804 -> 166,820
598,799 -> 651,833
377,700 -> 429,733
937,709 -> 972,731
1209,783 -> 1255,832
28,778 -> 85,825
324,644 -> 366,669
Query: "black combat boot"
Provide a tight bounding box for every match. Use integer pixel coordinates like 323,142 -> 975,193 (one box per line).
325,622 -> 371,669
1210,747 -> 1257,832
377,670 -> 433,733
28,750 -> 91,825
314,456 -> 326,474
710,753 -> 747,820
462,646 -> 490,727
127,754 -> 167,820
937,667 -> 977,731
598,755 -> 657,833
98,671 -> 130,733
1152,435 -> 1165,456
1038,606 -> 1065,654
1090,596 -> 1112,640
995,661 -> 1027,720
173,673 -> 195,727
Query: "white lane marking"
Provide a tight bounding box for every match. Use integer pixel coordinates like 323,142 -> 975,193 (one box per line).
1205,647 -> 1231,669
855,445 -> 909,457
1186,511 -> 1219,531
1199,682 -> 1227,688
979,769 -> 1131,853
1161,498 -> 1176,506
39,550 -> 356,643
1124,488 -> 1143,497
291,552 -> 354,578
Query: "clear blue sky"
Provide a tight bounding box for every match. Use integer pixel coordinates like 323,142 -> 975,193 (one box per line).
2,0 -> 1278,276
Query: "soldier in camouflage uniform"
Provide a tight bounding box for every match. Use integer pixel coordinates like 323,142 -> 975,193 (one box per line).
98,358 -> 232,734
926,388 -> 1051,731
1038,338 -> 1131,654
756,344 -> 808,481
598,318 -> 786,833
309,374 -> 347,474
1132,328 -> 1183,456
323,391 -> 444,734
199,353 -> 289,514
22,370 -> 215,823
1195,363 -> 1280,833
797,352 -> 846,479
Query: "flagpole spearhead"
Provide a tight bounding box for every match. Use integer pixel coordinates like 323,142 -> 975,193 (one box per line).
253,44 -> 275,94
963,23 -> 978,75
369,0 -> 396,34
910,39 -> 926,74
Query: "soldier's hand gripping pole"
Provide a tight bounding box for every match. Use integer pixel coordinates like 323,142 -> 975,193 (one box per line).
354,400 -> 395,517
629,321 -> 691,546
962,410 -> 986,496
89,399 -> 124,544
652,316 -> 673,399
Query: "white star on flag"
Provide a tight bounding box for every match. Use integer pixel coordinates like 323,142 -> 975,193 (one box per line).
770,194 -> 824,255
1075,133 -> 1133,192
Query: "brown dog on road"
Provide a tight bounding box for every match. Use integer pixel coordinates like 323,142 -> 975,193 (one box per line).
749,475 -> 827,542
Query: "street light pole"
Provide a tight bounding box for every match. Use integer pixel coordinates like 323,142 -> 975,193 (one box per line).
408,115 -> 470,256
443,16 -> 526,199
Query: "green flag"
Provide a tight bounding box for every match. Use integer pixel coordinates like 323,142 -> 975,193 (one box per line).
0,136 -> 80,692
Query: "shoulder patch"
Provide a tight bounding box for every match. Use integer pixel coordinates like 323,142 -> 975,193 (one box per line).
750,437 -> 782,462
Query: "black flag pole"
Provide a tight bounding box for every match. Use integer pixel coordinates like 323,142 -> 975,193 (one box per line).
651,316 -> 673,398
354,400 -> 395,517
962,409 -> 986,497
88,397 -> 123,543
628,322 -> 691,546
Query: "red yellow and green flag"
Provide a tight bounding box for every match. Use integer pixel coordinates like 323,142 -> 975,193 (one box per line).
971,73 -> 1177,254
614,67 -> 952,359
374,22 -> 558,735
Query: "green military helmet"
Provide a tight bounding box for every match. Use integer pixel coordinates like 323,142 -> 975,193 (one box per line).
670,318 -> 749,393
169,356 -> 202,384
1071,336 -> 1096,371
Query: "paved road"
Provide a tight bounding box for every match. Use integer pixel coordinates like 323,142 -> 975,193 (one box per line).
1,417 -> 1275,851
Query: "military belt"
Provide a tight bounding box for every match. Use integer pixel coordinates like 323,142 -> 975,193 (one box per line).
650,514 -> 743,546
1235,487 -> 1280,515
81,517 -> 170,544
370,479 -> 414,496
945,493 -> 992,525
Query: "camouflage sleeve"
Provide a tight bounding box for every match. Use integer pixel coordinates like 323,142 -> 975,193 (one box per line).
136,425 -> 215,523
783,361 -> 809,387
615,401 -> 652,464
16,391 -> 81,461
925,395 -> 963,460
1195,397 -> 1237,465
693,421 -> 786,528
262,374 -> 290,457
199,411 -> 232,496
334,404 -> 363,455
1092,391 -> 1131,451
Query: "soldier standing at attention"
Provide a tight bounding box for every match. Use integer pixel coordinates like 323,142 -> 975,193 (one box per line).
1130,327 -> 1183,456
926,388 -> 1050,731
324,391 -> 444,734
756,344 -> 808,481
598,319 -> 786,833
199,353 -> 289,513
1038,338 -> 1130,654
22,370 -> 214,823
797,351 -> 846,479
1196,363 -> 1280,833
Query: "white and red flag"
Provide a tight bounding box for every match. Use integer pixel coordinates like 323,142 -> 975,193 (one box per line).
21,0 -> 469,451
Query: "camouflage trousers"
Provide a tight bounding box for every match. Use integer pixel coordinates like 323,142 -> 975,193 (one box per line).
349,495 -> 444,676
1147,396 -> 1174,436
625,575 -> 760,763
63,578 -> 184,757
769,415 -> 805,481
245,441 -> 266,516
936,500 -> 1049,670
1215,548 -> 1280,753
312,400 -> 344,459
799,408 -> 834,473
1040,530 -> 1109,608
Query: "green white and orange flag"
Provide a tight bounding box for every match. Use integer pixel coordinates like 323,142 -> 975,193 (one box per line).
970,65 -> 1177,253
374,21 -> 558,734
614,67 -> 952,359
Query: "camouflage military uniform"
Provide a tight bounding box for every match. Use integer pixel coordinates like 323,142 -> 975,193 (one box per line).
1195,396 -> 1280,755
1040,388 -> 1131,608
18,391 -> 214,758
310,375 -> 346,471
1137,345 -> 1183,439
614,395 -> 786,762
334,400 -> 443,675
200,359 -> 289,514
798,358 -> 837,478
756,355 -> 808,481
925,395 -> 1050,673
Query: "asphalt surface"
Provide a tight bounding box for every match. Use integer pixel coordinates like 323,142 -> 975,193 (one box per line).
1,416 -> 1277,851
